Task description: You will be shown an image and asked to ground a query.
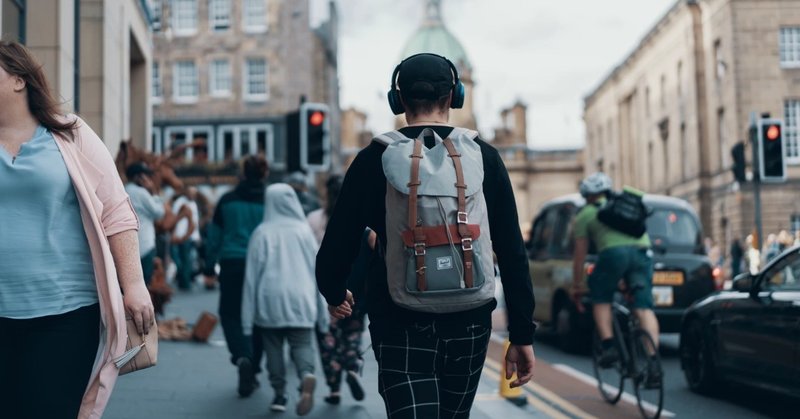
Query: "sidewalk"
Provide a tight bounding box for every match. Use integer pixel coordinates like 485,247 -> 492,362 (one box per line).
105,286 -> 547,418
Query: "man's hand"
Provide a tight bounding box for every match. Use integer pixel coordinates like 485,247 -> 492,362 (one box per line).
570,283 -> 586,313
505,344 -> 535,388
328,290 -> 355,319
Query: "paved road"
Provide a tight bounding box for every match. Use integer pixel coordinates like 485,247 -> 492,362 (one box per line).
526,333 -> 797,419
105,288 -> 548,419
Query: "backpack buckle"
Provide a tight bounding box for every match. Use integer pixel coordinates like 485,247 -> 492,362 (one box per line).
414,243 -> 427,256
457,212 -> 469,224
461,238 -> 473,251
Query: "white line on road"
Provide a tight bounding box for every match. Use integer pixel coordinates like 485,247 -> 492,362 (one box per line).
551,363 -> 676,418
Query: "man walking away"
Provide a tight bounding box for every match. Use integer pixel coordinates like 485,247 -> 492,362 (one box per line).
317,53 -> 536,418
205,155 -> 268,397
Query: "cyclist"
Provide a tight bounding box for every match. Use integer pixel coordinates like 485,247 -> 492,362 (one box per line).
570,173 -> 661,385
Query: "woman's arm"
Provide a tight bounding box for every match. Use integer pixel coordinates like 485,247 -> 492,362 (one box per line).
108,230 -> 155,335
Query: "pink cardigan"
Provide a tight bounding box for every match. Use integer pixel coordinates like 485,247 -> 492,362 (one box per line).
53,116 -> 140,418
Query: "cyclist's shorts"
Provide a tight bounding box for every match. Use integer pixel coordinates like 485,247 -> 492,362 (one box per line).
588,246 -> 654,309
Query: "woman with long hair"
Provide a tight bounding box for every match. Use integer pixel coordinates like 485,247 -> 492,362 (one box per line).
0,40 -> 154,418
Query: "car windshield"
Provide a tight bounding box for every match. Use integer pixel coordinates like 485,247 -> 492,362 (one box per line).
646,209 -> 700,248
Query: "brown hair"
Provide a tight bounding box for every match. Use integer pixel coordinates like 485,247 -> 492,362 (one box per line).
242,154 -> 269,181
402,92 -> 451,118
0,40 -> 77,139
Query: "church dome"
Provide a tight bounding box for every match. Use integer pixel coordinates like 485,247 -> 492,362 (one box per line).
401,0 -> 472,70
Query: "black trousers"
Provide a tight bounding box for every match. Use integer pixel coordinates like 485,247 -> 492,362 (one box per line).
0,304 -> 101,419
370,316 -> 492,419
218,258 -> 263,370
317,314 -> 366,392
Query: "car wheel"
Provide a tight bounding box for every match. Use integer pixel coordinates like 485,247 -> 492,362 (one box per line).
555,300 -> 585,353
680,319 -> 718,394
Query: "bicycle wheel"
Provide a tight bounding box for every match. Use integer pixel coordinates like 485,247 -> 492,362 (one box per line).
631,329 -> 664,419
591,331 -> 624,404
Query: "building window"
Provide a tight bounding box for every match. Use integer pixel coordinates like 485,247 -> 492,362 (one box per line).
780,27 -> 800,68
163,126 -> 213,162
173,60 -> 198,103
784,100 -> 800,162
172,0 -> 198,36
152,62 -> 163,103
243,0 -> 268,33
1,0 -> 26,43
244,58 -> 268,101
660,75 -> 666,109
792,214 -> 800,235
209,59 -> 231,97
209,0 -> 230,31
680,123 -> 688,180
216,124 -> 278,165
149,0 -> 162,31
151,127 -> 163,154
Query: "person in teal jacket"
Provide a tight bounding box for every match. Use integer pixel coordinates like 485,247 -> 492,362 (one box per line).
205,155 -> 268,398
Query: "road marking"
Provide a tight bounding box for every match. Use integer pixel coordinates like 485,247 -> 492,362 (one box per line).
552,363 -> 676,418
481,365 -> 570,419
484,357 -> 597,419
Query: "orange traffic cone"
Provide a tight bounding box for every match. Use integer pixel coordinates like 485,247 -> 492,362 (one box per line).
499,339 -> 527,406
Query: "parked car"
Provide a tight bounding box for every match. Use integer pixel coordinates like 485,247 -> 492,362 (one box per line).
526,194 -> 718,351
680,246 -> 800,398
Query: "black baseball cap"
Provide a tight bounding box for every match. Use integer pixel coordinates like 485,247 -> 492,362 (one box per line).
126,161 -> 154,179
397,54 -> 455,100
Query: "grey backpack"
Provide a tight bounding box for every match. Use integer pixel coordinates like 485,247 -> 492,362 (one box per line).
374,128 -> 495,313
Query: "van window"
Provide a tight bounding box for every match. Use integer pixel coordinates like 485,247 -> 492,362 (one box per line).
550,204 -> 578,257
529,207 -> 559,259
646,209 -> 701,248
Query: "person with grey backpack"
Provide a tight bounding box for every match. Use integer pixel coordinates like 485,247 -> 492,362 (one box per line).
316,53 -> 536,418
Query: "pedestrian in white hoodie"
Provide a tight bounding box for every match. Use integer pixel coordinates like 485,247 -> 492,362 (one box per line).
242,183 -> 329,416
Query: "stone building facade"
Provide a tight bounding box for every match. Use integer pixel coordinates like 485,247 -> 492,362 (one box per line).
584,0 -> 800,251
150,0 -> 338,174
1,0 -> 153,155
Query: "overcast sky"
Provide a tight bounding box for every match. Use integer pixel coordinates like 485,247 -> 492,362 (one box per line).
311,0 -> 676,149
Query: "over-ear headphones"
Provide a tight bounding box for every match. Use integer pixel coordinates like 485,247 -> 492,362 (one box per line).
387,53 -> 465,115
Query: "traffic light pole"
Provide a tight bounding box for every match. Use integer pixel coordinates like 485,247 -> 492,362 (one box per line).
749,112 -> 764,250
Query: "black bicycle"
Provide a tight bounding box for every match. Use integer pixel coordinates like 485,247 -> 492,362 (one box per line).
591,285 -> 664,419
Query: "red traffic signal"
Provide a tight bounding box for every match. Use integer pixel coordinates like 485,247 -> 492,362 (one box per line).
309,111 -> 325,127
766,124 -> 780,141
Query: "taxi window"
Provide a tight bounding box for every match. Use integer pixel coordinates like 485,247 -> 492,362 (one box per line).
646,209 -> 700,247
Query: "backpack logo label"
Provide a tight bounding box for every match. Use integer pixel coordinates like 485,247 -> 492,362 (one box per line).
437,256 -> 453,270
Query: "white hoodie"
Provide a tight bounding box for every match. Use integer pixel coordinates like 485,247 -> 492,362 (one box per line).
242,183 -> 329,334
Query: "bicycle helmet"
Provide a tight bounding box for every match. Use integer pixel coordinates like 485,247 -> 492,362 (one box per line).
580,172 -> 613,197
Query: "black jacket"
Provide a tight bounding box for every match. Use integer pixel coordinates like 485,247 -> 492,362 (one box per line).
316,126 -> 536,344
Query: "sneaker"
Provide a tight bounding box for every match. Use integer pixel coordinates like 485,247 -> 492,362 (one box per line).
323,393 -> 341,405
296,374 -> 316,416
597,346 -> 619,368
346,370 -> 365,401
644,362 -> 663,389
237,358 -> 258,397
270,395 -> 288,412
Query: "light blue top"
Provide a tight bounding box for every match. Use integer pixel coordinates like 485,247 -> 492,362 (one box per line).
0,126 -> 98,319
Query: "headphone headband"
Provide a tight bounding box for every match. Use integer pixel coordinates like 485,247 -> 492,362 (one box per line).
389,53 -> 460,91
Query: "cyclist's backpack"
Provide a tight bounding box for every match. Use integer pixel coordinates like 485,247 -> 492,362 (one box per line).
373,128 -> 495,314
597,187 -> 649,238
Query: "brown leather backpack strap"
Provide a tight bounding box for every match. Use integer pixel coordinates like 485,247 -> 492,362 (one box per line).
442,138 -> 474,288
407,139 -> 427,291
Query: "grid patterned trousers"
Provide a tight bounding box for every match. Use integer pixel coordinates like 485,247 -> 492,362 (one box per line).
370,317 -> 491,418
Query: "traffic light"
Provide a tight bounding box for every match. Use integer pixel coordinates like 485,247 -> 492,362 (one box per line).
300,103 -> 330,171
731,142 -> 746,183
757,118 -> 786,182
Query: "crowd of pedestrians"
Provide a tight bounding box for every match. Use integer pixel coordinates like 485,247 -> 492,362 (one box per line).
0,41 -> 536,419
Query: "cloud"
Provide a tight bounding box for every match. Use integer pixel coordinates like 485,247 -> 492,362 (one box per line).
329,0 -> 676,148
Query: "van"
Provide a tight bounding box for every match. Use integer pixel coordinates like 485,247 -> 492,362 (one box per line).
526,193 -> 718,352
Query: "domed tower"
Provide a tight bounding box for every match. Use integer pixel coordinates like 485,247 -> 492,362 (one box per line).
397,0 -> 477,130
